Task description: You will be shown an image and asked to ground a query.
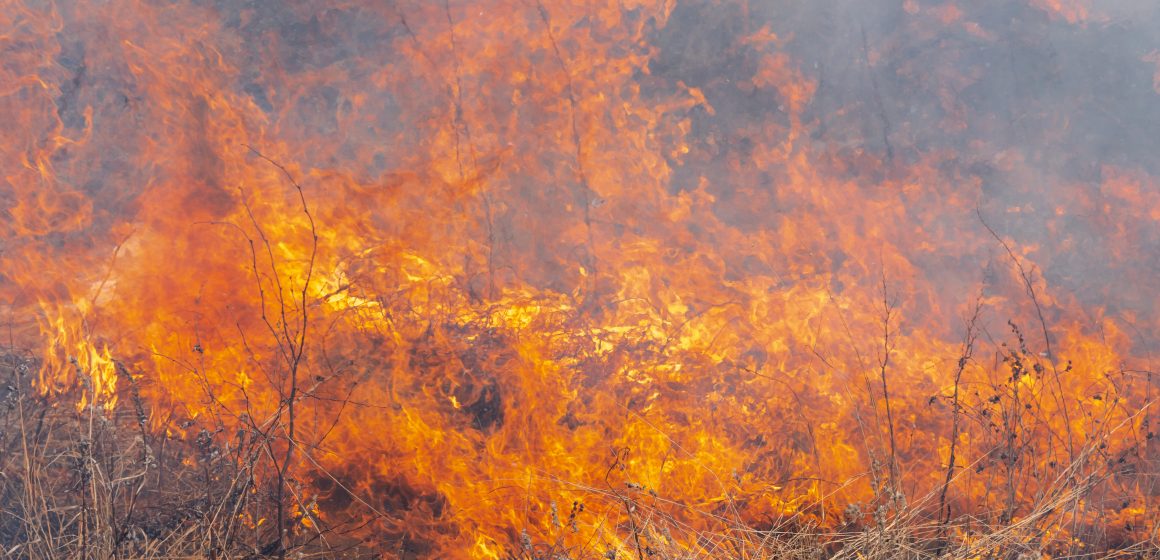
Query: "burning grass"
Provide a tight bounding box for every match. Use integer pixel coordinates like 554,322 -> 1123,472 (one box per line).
2,294 -> 1157,559
4,0 -> 1160,558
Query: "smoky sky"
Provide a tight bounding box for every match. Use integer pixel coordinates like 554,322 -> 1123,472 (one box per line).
651,0 -> 1160,345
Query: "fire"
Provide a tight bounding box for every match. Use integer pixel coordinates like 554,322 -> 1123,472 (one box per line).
1029,0 -> 1093,24
1,0 -> 1158,557
38,300 -> 119,411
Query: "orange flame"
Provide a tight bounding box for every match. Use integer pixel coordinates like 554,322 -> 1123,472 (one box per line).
1,0 -> 1158,556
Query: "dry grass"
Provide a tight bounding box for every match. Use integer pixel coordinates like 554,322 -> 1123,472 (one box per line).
0,351 -> 310,560
3,343 -> 1157,560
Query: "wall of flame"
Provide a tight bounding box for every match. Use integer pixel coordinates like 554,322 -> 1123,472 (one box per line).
2,0 -> 1159,556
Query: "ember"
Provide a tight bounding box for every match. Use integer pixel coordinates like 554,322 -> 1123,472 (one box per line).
1,0 -> 1158,558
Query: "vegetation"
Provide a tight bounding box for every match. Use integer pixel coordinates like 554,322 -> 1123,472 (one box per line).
2,313 -> 1156,559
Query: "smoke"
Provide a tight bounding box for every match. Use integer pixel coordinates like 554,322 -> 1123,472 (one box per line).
651,0 -> 1160,348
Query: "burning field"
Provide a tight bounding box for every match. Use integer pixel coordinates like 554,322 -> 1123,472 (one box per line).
2,0 -> 1160,558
